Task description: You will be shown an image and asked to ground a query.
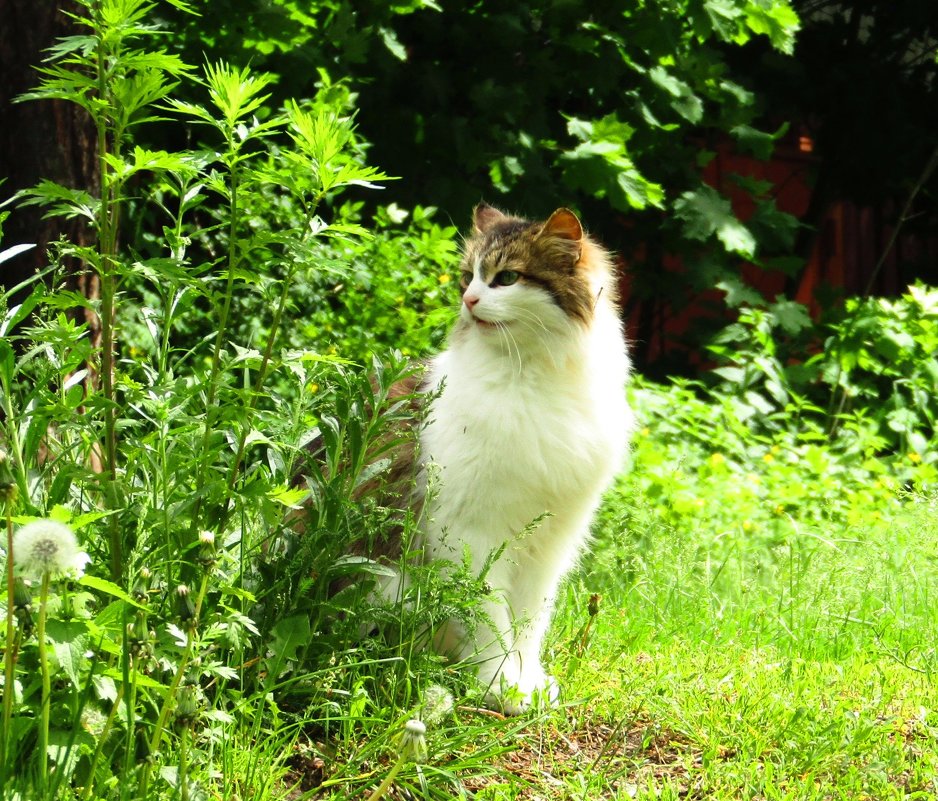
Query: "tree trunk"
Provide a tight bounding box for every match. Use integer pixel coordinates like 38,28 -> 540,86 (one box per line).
0,0 -> 99,330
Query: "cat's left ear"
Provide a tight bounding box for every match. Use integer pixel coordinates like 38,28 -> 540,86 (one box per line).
539,208 -> 583,242
473,202 -> 507,234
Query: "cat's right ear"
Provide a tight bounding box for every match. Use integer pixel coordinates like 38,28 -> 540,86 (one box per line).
473,202 -> 506,234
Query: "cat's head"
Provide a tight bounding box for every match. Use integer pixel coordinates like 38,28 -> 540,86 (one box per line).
454,203 -> 615,342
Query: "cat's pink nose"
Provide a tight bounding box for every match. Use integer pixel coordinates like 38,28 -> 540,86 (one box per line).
463,294 -> 480,311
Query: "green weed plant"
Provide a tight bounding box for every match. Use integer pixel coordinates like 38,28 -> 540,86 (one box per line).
0,2 -> 464,799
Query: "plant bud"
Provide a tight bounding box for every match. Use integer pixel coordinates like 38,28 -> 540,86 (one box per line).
13,578 -> 34,635
175,584 -> 196,627
128,610 -> 150,657
588,593 -> 602,618
131,567 -> 153,603
174,683 -> 200,729
197,530 -> 217,570
12,577 -> 32,611
0,449 -> 16,504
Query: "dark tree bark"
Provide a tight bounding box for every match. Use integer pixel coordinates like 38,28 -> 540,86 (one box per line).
0,0 -> 99,323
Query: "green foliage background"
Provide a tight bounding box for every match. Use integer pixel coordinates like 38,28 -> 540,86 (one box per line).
146,0 -> 809,372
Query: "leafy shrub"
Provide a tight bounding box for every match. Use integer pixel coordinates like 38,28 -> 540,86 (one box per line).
820,283 -> 938,457
0,4 -> 469,799
595,376 -> 933,620
285,204 -> 459,364
705,282 -> 938,466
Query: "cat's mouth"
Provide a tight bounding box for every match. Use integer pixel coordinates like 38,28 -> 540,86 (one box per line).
473,316 -> 498,330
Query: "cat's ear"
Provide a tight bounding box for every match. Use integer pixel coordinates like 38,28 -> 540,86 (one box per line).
539,208 -> 583,242
473,202 -> 507,234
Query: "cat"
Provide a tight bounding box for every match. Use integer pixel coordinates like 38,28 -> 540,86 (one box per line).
403,202 -> 634,713
296,202 -> 632,713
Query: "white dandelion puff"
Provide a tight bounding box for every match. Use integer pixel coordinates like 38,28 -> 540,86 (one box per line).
398,719 -> 428,763
13,519 -> 90,580
420,684 -> 454,725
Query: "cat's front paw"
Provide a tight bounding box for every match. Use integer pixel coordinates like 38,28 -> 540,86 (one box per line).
483,671 -> 560,716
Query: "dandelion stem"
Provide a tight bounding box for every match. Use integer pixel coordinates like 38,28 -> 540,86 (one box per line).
364,756 -> 404,801
37,571 -> 52,797
179,726 -> 190,801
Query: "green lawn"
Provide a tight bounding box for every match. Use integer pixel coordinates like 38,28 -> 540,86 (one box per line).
294,477 -> 937,800
459,492 -> 938,800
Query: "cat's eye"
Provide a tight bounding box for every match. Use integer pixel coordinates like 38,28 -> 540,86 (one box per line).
460,270 -> 473,286
492,270 -> 521,287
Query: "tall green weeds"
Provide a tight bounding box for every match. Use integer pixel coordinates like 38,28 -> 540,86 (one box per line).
0,2 -> 456,799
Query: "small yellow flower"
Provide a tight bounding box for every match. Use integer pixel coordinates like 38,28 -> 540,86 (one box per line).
438,273 -> 451,285
709,453 -> 725,466
774,504 -> 784,515
762,453 -> 774,464
742,520 -> 754,532
308,382 -> 320,394
909,452 -> 922,463
641,427 -> 651,437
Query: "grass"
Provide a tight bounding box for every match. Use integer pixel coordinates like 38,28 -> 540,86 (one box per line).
286,479 -> 938,800
457,489 -> 938,800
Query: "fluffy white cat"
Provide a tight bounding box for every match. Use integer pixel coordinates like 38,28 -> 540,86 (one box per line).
412,203 -> 633,713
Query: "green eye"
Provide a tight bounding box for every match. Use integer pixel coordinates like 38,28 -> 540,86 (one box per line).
460,270 -> 473,286
492,270 -> 521,287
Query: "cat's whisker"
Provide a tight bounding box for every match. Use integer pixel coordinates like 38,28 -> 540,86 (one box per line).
509,307 -> 552,336
495,321 -> 524,376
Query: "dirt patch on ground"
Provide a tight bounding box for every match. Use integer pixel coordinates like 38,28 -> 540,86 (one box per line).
461,711 -> 698,799
285,709 -> 700,799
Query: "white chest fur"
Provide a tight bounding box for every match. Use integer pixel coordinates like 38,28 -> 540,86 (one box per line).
416,303 -> 633,711
422,305 -> 631,532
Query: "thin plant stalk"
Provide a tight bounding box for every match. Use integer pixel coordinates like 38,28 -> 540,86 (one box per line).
364,758 -> 405,801
179,726 -> 190,801
37,571 -> 52,798
120,633 -> 140,801
187,153 -> 241,554
137,575 -> 209,799
93,4 -> 125,582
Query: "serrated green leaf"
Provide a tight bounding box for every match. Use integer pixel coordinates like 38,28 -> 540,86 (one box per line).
717,279 -> 764,308
731,122 -> 788,159
674,186 -> 756,258
268,486 -> 308,508
705,0 -> 745,41
769,299 -> 812,335
649,66 -> 703,124
744,1 -> 800,54
46,619 -> 90,688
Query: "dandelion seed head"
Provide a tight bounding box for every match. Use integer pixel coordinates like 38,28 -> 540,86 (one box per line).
13,519 -> 89,580
420,684 -> 454,725
399,718 -> 428,762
